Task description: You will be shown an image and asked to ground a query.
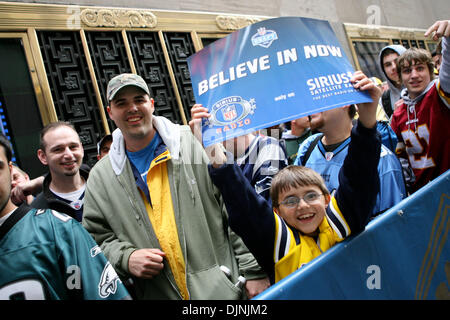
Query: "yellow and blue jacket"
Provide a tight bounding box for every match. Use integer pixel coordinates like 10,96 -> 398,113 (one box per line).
209,120 -> 381,283
83,116 -> 266,299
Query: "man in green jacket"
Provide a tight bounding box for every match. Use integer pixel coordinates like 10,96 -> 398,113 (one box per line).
82,73 -> 268,300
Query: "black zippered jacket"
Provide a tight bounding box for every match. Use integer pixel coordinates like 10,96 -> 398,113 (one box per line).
30,165 -> 90,222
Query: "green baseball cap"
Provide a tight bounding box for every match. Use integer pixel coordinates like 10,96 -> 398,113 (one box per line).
106,73 -> 150,101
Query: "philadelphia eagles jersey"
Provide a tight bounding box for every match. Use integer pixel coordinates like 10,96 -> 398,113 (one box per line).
295,133 -> 406,216
0,204 -> 130,300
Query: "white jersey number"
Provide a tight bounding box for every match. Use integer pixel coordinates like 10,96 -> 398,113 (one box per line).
401,125 -> 435,169
0,279 -> 46,300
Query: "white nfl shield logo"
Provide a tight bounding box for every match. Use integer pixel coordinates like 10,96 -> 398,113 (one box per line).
222,105 -> 237,121
325,152 -> 334,161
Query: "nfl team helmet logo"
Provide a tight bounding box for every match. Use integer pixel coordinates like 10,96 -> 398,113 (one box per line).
222,105 -> 238,121
251,27 -> 278,48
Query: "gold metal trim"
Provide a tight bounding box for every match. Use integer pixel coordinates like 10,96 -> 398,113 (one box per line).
0,32 -> 53,125
357,26 -> 381,38
344,22 -> 428,41
79,29 -> 110,135
80,8 -> 157,29
348,38 -> 393,71
26,28 -> 58,125
122,29 -> 137,74
343,22 -> 437,70
190,31 -> 203,52
399,30 -> 416,39
0,2 -> 265,128
158,30 -> 187,125
346,36 -> 361,71
216,15 -> 263,31
0,2 -> 267,33
196,32 -> 229,49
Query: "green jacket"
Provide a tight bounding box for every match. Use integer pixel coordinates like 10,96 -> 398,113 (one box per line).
82,116 -> 265,299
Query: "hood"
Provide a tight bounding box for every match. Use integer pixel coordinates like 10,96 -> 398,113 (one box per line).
379,45 -> 407,86
379,44 -> 407,105
109,116 -> 181,175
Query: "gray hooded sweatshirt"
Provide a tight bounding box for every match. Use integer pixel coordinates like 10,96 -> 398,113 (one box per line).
379,44 -> 407,109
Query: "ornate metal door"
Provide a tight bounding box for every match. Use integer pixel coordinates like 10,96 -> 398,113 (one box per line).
37,29 -> 197,167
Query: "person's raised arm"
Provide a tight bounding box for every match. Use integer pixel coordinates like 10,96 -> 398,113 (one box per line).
189,103 -> 227,167
333,71 -> 382,234
425,20 -> 450,41
425,20 -> 450,96
351,71 -> 382,129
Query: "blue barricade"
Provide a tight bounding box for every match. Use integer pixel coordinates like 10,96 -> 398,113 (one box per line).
255,170 -> 450,300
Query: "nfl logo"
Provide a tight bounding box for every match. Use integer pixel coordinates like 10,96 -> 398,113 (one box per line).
257,27 -> 267,36
222,105 -> 237,121
251,27 -> 278,48
71,200 -> 83,210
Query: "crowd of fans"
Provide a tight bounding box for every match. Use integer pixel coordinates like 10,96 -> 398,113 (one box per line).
0,19 -> 448,300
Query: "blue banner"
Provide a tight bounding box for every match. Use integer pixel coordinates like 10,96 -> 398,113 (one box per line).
187,16 -> 372,147
254,170 -> 450,300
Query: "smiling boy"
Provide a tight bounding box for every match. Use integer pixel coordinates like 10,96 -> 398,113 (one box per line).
390,20 -> 450,193
207,71 -> 382,283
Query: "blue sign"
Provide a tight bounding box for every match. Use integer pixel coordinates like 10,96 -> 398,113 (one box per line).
187,16 -> 372,147
254,170 -> 450,300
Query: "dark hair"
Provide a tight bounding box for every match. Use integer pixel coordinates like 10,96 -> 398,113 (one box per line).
40,121 -> 77,151
397,48 -> 435,81
381,48 -> 398,62
97,134 -> 112,155
0,133 -> 12,162
348,104 -> 357,119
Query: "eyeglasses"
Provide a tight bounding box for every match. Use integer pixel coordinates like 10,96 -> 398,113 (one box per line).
278,192 -> 324,208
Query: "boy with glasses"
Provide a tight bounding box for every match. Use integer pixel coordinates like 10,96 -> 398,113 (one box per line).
207,71 -> 381,283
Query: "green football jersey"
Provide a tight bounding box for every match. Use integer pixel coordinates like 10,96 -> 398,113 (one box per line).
0,204 -> 130,300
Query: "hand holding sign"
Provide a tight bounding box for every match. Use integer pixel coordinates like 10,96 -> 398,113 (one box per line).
189,104 -> 227,167
189,104 -> 209,145
188,17 -> 372,147
351,71 -> 382,129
